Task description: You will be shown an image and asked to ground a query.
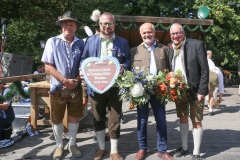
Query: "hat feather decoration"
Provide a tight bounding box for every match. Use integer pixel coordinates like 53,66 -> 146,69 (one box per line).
91,9 -> 101,22
84,26 -> 94,37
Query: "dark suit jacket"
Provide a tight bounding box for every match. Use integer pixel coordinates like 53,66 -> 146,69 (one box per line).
168,38 -> 209,100
81,34 -> 130,96
130,42 -> 169,74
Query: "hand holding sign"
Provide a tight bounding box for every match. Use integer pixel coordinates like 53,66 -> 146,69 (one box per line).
81,56 -> 121,94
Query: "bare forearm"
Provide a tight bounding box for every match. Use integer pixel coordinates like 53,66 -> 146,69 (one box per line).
45,63 -> 79,89
45,63 -> 64,83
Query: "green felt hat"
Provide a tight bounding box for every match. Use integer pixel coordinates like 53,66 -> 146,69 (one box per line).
55,11 -> 81,26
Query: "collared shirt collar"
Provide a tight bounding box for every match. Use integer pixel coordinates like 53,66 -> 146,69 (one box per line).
100,33 -> 115,42
57,34 -> 79,44
144,41 -> 157,50
172,38 -> 186,49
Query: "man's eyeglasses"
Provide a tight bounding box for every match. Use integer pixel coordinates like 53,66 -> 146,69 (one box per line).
170,31 -> 183,36
99,22 -> 115,27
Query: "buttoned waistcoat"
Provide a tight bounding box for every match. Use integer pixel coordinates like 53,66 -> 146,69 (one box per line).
130,42 -> 169,74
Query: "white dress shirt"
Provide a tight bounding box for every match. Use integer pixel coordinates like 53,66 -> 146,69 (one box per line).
145,42 -> 157,75
207,58 -> 224,93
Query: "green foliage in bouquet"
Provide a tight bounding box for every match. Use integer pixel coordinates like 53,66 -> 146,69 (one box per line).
116,66 -> 157,109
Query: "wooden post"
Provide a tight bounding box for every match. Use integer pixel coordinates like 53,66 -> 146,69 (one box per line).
30,87 -> 38,132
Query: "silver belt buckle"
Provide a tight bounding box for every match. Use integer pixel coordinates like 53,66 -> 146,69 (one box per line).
71,93 -> 76,99
60,89 -> 69,97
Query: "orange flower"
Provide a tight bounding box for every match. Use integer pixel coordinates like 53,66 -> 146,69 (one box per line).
129,103 -> 135,110
170,89 -> 177,95
170,95 -> 178,100
166,75 -> 172,81
159,83 -> 167,91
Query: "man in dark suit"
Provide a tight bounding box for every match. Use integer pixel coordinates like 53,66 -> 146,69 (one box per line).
131,23 -> 173,160
168,23 -> 209,160
81,12 -> 130,160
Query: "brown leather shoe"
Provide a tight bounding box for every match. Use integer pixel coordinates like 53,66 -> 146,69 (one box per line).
93,148 -> 105,160
110,152 -> 124,160
135,150 -> 147,160
53,147 -> 63,160
157,152 -> 173,160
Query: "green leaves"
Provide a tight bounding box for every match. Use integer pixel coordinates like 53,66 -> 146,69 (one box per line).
194,0 -> 240,70
0,81 -> 30,103
0,0 -> 239,71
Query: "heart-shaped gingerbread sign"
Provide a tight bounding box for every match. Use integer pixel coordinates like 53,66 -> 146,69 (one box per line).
81,56 -> 121,94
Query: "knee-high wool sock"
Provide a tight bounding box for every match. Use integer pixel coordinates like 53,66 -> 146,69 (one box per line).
96,129 -> 106,150
180,123 -> 189,151
52,123 -> 64,148
110,138 -> 118,154
68,122 -> 79,146
192,127 -> 203,155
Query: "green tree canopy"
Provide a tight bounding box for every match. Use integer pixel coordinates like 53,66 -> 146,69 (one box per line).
0,0 -> 239,70
194,0 -> 240,69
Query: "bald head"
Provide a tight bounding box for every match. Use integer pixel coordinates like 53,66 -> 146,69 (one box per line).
169,23 -> 185,45
170,23 -> 184,32
140,23 -> 155,33
139,23 -> 156,46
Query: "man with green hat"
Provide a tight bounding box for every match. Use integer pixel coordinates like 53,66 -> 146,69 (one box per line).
41,11 -> 87,160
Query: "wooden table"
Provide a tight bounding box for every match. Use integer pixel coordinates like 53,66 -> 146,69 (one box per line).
28,81 -> 68,132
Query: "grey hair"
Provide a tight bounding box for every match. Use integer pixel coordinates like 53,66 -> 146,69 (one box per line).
139,23 -> 155,33
151,24 -> 155,31
170,23 -> 185,32
207,50 -> 212,54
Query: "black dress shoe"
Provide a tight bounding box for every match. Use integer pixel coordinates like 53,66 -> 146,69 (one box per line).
192,155 -> 203,160
173,147 -> 188,157
135,150 -> 147,160
208,112 -> 214,116
157,152 -> 173,160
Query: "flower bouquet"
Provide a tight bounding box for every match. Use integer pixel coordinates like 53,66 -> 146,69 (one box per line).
116,66 -> 157,110
155,69 -> 189,105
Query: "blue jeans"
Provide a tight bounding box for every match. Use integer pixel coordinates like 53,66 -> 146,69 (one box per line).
137,95 -> 168,154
